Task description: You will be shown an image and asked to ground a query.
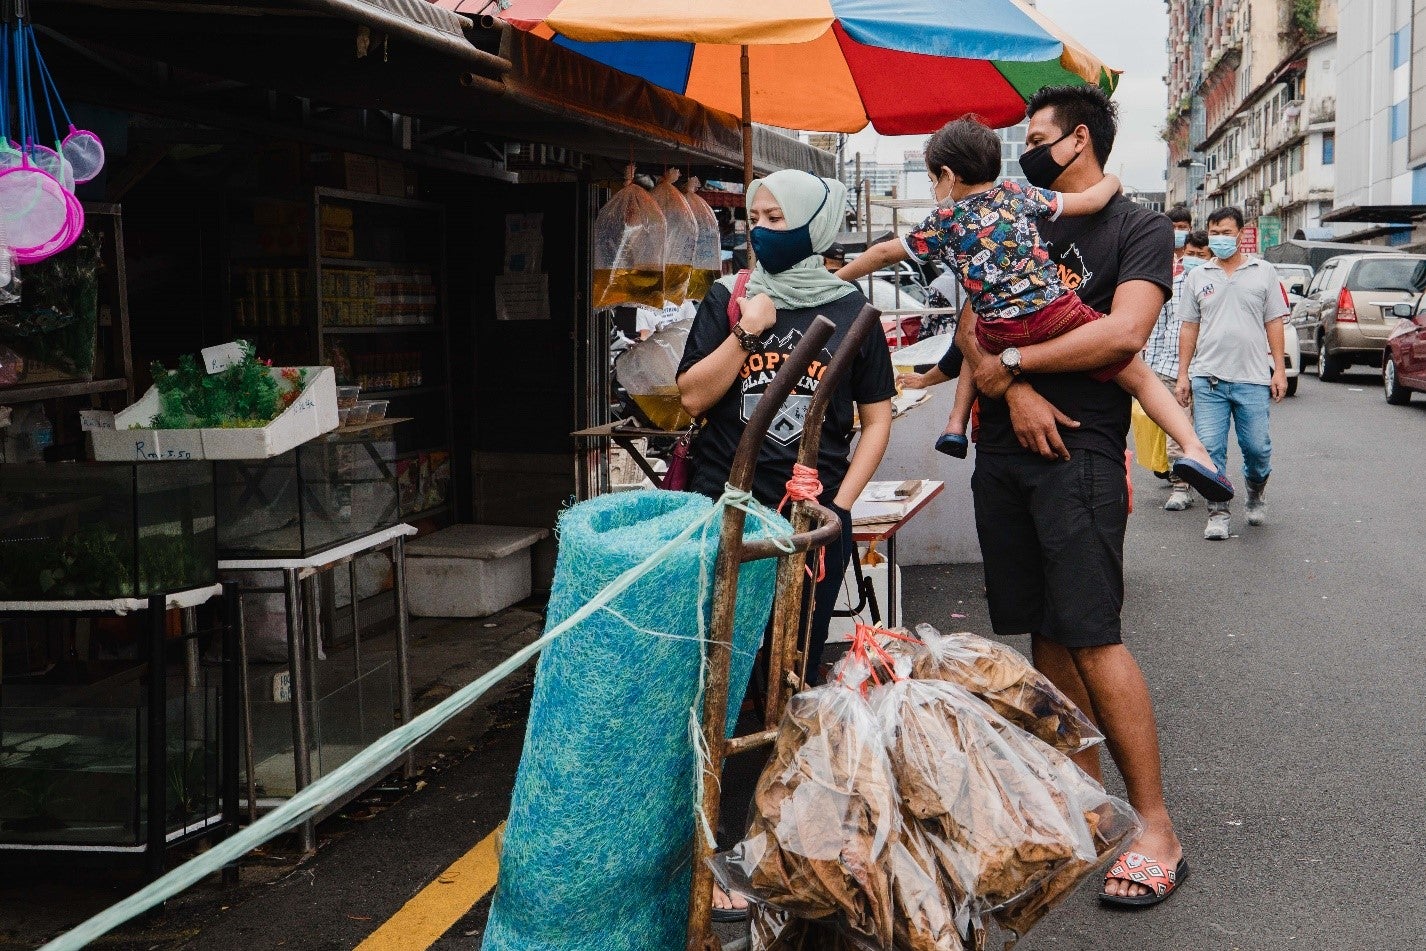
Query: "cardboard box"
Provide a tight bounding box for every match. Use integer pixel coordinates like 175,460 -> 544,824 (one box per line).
377,159 -> 406,198
92,367 -> 339,461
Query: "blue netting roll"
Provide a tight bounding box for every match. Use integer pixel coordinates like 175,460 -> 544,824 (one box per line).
484,489 -> 788,951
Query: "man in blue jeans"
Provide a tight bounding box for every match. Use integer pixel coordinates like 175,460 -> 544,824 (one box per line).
1174,206 -> 1289,540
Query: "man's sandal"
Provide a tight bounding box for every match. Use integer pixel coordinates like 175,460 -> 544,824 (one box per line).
1098,851 -> 1189,908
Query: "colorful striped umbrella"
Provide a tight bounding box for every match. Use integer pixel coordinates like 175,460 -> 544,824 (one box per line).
497,0 -> 1119,140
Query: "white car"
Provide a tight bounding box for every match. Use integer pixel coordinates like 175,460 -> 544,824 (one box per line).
1281,282 -> 1304,397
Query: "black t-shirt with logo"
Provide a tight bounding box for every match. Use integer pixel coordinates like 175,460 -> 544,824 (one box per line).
678,284 -> 897,508
976,193 -> 1174,462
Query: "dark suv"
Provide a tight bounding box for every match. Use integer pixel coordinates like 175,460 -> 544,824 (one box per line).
1292,254 -> 1426,380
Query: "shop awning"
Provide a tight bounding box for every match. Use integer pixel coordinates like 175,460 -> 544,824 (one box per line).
1320,204 -> 1426,224
487,28 -> 834,176
39,1 -> 830,179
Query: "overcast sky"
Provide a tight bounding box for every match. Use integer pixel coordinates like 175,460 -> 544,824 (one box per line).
843,0 -> 1170,192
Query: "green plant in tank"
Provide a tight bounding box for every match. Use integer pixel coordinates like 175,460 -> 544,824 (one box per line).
0,229 -> 103,376
148,342 -> 307,429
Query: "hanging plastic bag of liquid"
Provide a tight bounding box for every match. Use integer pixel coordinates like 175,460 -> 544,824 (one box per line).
614,317 -> 694,431
682,176 -> 723,301
592,165 -> 668,311
651,169 -> 697,304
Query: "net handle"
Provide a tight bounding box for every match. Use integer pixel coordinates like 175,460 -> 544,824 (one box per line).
28,25 -> 71,138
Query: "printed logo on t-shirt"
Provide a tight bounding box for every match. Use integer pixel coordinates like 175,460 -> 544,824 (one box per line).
738,327 -> 833,446
1052,243 -> 1094,292
1196,282 -> 1216,301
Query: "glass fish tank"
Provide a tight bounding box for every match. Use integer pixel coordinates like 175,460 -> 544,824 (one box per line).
215,427 -> 401,558
0,462 -> 217,601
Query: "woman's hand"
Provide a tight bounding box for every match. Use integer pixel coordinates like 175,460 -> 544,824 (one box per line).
896,371 -> 929,390
737,293 -> 777,335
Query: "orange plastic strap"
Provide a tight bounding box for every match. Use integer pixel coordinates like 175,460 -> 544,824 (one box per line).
779,463 -> 827,583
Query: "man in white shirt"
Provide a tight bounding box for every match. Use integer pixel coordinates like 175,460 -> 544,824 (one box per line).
1175,207 -> 1289,540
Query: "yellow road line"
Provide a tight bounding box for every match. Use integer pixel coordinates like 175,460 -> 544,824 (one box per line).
355,822 -> 504,951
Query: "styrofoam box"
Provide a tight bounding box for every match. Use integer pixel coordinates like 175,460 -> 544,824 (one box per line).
406,524 -> 550,619
92,367 -> 339,461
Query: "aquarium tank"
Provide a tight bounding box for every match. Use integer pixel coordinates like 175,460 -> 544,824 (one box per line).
0,462 -> 217,600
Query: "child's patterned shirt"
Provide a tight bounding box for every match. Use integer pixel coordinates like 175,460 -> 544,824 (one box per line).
902,180 -> 1068,322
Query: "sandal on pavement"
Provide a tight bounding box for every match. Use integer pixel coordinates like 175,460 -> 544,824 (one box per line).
1171,459 -> 1234,503
1098,852 -> 1189,908
711,888 -> 750,922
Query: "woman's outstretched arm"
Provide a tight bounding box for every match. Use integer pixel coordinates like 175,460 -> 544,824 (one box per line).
835,400 -> 892,509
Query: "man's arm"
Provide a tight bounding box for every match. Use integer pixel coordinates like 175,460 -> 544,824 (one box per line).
959,303 -> 1080,460
1266,317 -> 1287,401
1057,173 -> 1121,219
974,279 -> 1168,397
1175,321 -> 1200,406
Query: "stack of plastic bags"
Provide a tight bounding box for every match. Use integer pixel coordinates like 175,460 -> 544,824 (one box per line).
713,625 -> 1141,951
592,165 -> 667,310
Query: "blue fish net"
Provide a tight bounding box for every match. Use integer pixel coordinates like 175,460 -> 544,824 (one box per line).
484,489 -> 789,951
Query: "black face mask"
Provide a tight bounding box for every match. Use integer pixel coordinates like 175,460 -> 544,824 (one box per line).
1019,130 -> 1081,190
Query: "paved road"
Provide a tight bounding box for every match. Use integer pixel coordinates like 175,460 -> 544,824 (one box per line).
37,368 -> 1423,951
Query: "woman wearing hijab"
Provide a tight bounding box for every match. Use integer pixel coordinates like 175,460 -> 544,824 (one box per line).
677,168 -> 895,921
677,169 -> 895,680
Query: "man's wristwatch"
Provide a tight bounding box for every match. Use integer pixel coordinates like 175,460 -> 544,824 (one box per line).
731,322 -> 764,354
1000,347 -> 1024,377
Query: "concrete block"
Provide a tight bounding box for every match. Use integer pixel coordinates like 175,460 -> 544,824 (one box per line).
407,524 -> 549,618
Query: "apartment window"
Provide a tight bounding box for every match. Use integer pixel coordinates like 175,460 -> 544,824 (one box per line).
1388,228 -> 1412,247
1393,101 -> 1411,142
1322,133 -> 1335,166
1394,26 -> 1412,70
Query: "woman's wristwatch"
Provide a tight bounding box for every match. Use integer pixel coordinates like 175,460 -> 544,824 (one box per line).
731,322 -> 765,354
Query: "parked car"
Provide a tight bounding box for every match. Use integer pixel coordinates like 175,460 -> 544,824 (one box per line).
1383,298 -> 1426,404
1289,253 -> 1426,380
1281,314 -> 1302,396
1275,262 -> 1314,297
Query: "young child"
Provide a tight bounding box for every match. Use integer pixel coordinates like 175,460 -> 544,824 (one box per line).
840,117 -> 1231,501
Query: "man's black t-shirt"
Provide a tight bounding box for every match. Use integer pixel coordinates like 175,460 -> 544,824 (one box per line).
976,193 -> 1174,462
677,284 -> 896,508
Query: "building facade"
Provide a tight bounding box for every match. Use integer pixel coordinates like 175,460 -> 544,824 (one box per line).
1166,0 -> 1339,249
1329,0 -> 1426,245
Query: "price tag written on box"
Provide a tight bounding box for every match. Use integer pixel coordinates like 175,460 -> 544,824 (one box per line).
202,341 -> 249,374
79,410 -> 116,431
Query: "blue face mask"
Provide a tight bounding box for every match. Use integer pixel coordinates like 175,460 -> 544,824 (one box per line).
1173,230 -> 1188,249
1208,235 -> 1240,259
749,181 -> 830,274
1182,255 -> 1206,271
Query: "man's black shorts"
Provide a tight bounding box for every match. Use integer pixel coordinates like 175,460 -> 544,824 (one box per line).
971,450 -> 1128,649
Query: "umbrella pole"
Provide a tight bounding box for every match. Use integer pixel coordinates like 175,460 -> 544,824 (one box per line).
741,45 -> 753,190
741,44 -> 756,269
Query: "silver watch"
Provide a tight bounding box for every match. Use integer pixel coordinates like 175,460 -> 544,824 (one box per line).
1000,347 -> 1023,377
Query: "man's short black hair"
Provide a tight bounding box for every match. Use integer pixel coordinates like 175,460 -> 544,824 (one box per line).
1185,229 -> 1209,249
823,243 -> 847,262
924,117 -> 1003,185
1207,206 -> 1245,229
1024,84 -> 1118,169
1167,205 -> 1193,226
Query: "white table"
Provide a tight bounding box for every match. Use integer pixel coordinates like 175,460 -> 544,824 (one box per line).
219,524 -> 417,852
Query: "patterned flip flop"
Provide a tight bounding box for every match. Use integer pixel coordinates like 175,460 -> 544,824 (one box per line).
1098,851 -> 1189,908
1171,458 -> 1235,503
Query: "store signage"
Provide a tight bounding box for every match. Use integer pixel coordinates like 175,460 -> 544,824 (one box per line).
1259,216 -> 1282,249
1239,225 -> 1259,254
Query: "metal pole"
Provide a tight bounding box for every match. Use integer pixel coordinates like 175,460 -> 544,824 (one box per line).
283,569 -> 315,854
234,587 -> 258,825
219,583 -> 241,885
864,172 -> 873,302
741,44 -> 756,269
392,536 -> 414,780
145,594 -> 168,882
685,317 -> 837,951
349,560 -> 364,738
891,184 -> 902,316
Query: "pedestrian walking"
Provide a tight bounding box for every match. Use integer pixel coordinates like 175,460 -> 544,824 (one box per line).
951,84 -> 1187,907
1167,204 -> 1192,277
1175,207 -> 1289,540
1145,229 -> 1211,510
